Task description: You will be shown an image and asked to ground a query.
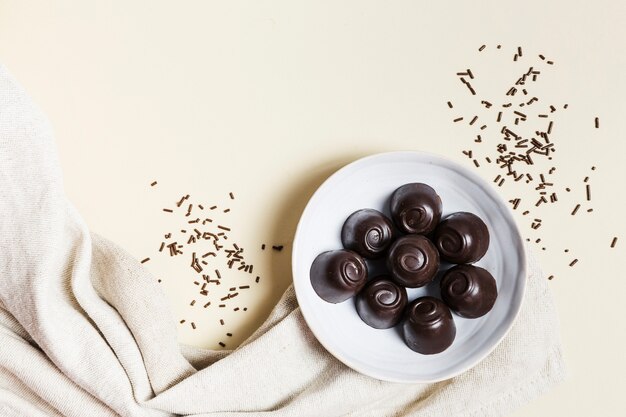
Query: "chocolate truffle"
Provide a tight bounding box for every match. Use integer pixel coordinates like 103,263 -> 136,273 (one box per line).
386,235 -> 439,288
433,212 -> 490,264
310,250 -> 367,303
440,264 -> 497,318
355,277 -> 408,329
341,209 -> 395,259
390,183 -> 443,235
403,297 -> 456,355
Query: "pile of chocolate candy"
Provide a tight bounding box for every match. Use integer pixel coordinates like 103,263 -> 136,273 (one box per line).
310,183 -> 497,354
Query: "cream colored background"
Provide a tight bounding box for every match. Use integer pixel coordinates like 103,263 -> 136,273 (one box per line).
1,1 -> 625,416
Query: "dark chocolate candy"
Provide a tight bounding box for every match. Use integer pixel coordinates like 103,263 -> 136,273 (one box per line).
440,264 -> 497,318
310,250 -> 367,303
386,235 -> 439,288
390,183 -> 443,235
433,212 -> 489,264
403,296 -> 456,354
341,209 -> 395,259
355,277 -> 408,329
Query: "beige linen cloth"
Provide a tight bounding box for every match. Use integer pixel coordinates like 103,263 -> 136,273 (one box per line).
0,64 -> 565,417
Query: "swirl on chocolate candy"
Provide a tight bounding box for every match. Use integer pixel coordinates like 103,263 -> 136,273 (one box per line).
437,228 -> 465,255
310,250 -> 368,303
341,209 -> 394,259
440,264 -> 497,318
390,183 -> 442,235
433,212 -> 489,264
386,235 -> 439,288
356,277 -> 408,329
402,296 -> 456,355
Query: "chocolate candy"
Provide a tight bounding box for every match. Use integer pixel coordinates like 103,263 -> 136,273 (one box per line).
390,183 -> 443,235
310,250 -> 367,303
355,277 -> 408,329
433,212 -> 489,264
403,297 -> 456,355
440,264 -> 497,318
341,209 -> 395,259
386,235 -> 439,288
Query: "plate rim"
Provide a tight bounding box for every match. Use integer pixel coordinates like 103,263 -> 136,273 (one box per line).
291,150 -> 527,383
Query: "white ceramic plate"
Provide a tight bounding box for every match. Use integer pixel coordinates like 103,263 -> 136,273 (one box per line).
292,151 -> 527,383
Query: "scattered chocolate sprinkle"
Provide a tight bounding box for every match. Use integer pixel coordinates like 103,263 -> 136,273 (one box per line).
571,204 -> 581,215
453,117 -> 464,122
163,208 -> 173,213
191,322 -> 196,330
226,333 -> 232,337
479,45 -> 486,51
220,319 -> 225,326
586,184 -> 591,201
229,192 -> 235,200
180,319 -> 186,324
190,300 -> 196,306
611,237 -> 618,248
150,181 -> 158,187
447,101 -> 453,108
569,259 -> 578,267
272,245 -> 284,251
219,342 -> 226,347
141,258 -> 150,264
548,275 -> 554,280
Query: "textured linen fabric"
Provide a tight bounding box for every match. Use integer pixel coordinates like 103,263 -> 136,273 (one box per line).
0,64 -> 566,417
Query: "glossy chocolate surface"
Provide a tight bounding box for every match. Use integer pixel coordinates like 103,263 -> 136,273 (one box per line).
390,183 -> 443,235
433,212 -> 490,264
403,297 -> 456,355
310,250 -> 367,303
341,209 -> 395,259
440,264 -> 497,318
355,277 -> 408,329
386,235 -> 439,288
